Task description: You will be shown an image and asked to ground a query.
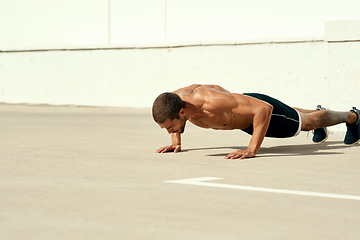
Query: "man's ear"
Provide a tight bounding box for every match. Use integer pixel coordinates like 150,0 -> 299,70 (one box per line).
179,108 -> 185,117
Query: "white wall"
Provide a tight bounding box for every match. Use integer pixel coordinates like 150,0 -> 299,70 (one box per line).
0,41 -> 328,108
0,0 -> 109,49
1,0 -> 360,49
1,23 -> 358,110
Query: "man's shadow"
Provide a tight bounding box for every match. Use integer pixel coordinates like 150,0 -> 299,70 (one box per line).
182,141 -> 357,158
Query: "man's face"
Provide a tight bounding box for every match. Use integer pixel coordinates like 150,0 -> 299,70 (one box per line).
158,116 -> 186,134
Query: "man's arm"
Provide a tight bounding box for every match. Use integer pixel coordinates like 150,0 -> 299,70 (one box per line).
225,102 -> 273,159
155,133 -> 182,153
199,86 -> 273,159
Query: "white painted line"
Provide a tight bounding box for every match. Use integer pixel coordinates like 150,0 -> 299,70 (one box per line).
164,177 -> 360,201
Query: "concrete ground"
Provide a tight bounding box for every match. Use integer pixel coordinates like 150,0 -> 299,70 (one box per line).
1,104 -> 359,240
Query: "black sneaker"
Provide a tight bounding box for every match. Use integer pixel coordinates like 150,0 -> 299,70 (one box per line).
344,107 -> 360,145
312,105 -> 329,143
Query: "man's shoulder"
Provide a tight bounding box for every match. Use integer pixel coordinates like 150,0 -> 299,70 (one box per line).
174,84 -> 202,96
174,84 -> 237,104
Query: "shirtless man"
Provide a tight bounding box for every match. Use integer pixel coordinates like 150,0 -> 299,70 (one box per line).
152,84 -> 360,159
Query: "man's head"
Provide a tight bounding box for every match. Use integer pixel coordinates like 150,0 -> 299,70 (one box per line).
152,92 -> 187,133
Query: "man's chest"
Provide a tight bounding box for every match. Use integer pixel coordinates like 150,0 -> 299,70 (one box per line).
189,111 -> 230,130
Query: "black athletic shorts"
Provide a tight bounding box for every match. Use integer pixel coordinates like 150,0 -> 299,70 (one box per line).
242,93 -> 301,138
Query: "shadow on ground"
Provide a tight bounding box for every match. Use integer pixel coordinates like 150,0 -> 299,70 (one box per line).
182,141 -> 358,158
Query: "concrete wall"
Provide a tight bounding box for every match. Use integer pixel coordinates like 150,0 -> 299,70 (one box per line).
1,41 -> 329,108
1,21 -> 359,109
1,40 -> 358,110
2,0 -> 360,50
326,21 -> 360,111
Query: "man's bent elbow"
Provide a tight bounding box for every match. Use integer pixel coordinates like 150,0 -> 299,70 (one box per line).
265,104 -> 273,115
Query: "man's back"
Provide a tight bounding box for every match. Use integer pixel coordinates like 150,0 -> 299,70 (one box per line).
173,84 -> 260,130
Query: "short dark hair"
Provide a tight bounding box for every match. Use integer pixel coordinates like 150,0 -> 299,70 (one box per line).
152,92 -> 186,123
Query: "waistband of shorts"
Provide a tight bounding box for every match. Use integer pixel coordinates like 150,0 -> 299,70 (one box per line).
293,109 -> 302,137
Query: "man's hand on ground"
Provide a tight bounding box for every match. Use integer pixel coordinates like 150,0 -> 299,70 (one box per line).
156,144 -> 181,153
225,149 -> 256,159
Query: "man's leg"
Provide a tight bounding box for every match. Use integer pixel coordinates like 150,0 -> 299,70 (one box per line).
300,107 -> 360,145
299,109 -> 357,131
295,106 -> 329,143
293,107 -> 318,114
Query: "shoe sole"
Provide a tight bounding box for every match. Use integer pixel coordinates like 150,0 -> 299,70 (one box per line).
313,127 -> 329,143
344,138 -> 360,145
313,134 -> 329,143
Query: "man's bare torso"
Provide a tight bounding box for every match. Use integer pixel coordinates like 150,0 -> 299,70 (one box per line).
173,84 -> 255,130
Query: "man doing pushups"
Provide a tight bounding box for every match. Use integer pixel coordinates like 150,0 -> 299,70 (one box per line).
152,84 -> 360,159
